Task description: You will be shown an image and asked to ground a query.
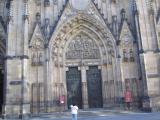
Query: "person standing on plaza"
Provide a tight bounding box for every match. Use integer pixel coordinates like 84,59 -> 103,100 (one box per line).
70,104 -> 79,120
124,87 -> 133,110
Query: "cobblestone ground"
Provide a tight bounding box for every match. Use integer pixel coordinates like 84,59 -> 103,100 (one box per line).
1,110 -> 160,120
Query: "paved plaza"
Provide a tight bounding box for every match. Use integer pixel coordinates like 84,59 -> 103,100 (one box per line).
28,110 -> 160,120
1,109 -> 160,120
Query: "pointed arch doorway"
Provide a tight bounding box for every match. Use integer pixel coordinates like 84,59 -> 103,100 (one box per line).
65,32 -> 103,109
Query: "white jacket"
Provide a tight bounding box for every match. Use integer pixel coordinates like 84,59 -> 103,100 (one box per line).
70,105 -> 79,114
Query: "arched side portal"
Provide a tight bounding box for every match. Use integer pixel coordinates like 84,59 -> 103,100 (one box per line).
49,15 -> 122,109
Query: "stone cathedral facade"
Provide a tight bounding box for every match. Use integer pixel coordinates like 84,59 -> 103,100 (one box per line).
0,0 -> 160,116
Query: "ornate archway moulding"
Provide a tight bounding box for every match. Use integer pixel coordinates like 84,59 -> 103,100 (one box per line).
52,26 -> 117,68
65,31 -> 106,67
52,25 -> 108,62
49,14 -> 116,48
29,23 -> 45,50
49,15 -> 118,61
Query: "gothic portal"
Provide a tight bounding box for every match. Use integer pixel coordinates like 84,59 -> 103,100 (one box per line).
0,0 -> 160,117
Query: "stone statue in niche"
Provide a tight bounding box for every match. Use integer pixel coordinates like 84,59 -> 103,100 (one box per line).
44,18 -> 50,40
129,49 -> 134,62
108,53 -> 112,65
123,49 -> 128,62
31,53 -> 37,66
39,53 -> 43,65
36,12 -> 41,23
123,35 -> 131,46
66,34 -> 100,59
31,52 -> 43,66
32,39 -> 44,49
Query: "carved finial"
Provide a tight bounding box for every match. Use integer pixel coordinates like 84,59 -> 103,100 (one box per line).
44,18 -> 50,40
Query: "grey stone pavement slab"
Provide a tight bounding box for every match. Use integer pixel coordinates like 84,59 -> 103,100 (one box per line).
30,111 -> 160,120
1,110 -> 160,120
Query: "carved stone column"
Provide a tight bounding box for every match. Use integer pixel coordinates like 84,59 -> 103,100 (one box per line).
101,65 -> 108,107
81,66 -> 88,109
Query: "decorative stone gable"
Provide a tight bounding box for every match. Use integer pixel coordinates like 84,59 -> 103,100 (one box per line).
119,20 -> 134,48
51,0 -> 107,37
29,24 -> 45,66
29,24 -> 45,48
119,19 -> 136,63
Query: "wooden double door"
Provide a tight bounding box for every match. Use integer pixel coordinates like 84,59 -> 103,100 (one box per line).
66,66 -> 103,109
87,66 -> 103,108
66,67 -> 82,109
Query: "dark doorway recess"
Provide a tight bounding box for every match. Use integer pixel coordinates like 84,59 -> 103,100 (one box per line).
87,66 -> 103,108
66,67 -> 82,109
